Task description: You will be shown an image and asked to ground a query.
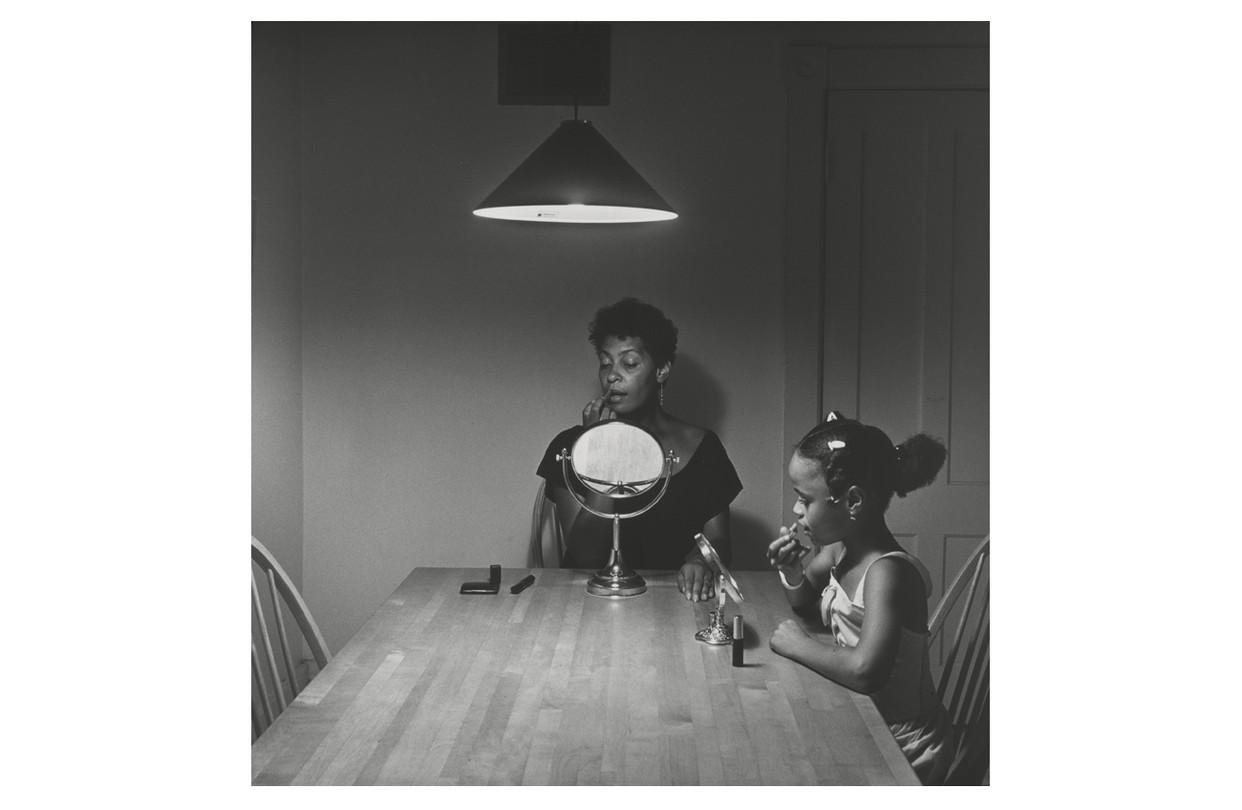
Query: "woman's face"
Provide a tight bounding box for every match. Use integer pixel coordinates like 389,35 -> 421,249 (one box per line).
597,335 -> 667,416
787,451 -> 851,546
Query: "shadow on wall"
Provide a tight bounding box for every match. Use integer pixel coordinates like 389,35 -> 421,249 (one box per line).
732,508 -> 780,572
663,352 -> 726,432
662,352 -> 778,571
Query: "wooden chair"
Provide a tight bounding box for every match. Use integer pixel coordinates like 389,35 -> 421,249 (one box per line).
251,536 -> 330,741
928,535 -> 989,785
528,479 -> 563,568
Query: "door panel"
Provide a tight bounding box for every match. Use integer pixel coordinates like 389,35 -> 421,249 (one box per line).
785,46 -> 988,666
948,129 -> 990,484
826,89 -> 989,641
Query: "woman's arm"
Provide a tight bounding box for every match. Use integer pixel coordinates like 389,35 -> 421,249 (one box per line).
692,510 -> 731,563
546,482 -> 612,566
769,556 -> 908,694
678,509 -> 730,602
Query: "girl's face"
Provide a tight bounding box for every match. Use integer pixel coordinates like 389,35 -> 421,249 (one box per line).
597,335 -> 668,416
787,451 -> 851,545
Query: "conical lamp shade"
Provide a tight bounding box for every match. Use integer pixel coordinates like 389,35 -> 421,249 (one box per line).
473,120 -> 678,223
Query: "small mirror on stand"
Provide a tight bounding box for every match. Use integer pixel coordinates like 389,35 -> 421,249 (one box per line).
557,421 -> 678,598
693,533 -> 744,644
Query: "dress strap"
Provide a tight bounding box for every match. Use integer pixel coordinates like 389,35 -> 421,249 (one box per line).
855,551 -> 933,606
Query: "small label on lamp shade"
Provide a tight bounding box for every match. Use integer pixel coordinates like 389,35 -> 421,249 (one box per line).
536,204 -> 584,219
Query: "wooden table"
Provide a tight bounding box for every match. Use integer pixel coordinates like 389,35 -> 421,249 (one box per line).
252,568 -> 919,785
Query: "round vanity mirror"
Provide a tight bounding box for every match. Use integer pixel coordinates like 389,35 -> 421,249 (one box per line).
568,420 -> 666,498
558,420 -> 677,598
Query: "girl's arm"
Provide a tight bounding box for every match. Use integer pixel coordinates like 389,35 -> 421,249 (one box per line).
770,556 -> 911,694
772,542 -> 839,615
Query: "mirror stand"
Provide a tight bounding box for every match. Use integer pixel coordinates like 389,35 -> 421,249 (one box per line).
692,534 -> 744,644
586,514 -> 647,598
695,577 -> 735,644
560,424 -> 677,600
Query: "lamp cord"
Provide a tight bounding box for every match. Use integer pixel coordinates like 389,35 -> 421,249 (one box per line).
572,21 -> 581,121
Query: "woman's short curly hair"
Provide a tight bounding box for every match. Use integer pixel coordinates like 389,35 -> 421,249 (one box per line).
796,412 -> 947,513
588,298 -> 679,368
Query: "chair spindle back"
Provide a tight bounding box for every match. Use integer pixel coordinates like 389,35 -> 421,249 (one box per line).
928,535 -> 990,785
251,536 -> 330,740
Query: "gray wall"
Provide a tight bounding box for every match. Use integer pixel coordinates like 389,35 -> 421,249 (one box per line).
252,23 -> 303,590
253,22 -> 988,654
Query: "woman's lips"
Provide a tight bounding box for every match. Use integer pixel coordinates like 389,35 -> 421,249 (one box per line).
606,391 -> 624,401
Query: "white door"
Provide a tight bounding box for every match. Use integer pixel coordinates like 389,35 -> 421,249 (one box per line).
784,46 -> 988,666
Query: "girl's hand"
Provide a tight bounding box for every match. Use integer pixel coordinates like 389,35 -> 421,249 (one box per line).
766,523 -> 809,571
581,396 -> 615,426
770,618 -> 812,659
678,560 -> 716,602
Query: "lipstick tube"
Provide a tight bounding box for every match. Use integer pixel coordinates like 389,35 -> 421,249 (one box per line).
732,616 -> 744,666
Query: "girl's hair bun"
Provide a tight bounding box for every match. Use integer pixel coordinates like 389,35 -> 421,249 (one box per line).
893,434 -> 947,497
796,415 -> 947,512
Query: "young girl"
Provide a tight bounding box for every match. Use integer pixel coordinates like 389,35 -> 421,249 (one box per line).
766,412 -> 952,784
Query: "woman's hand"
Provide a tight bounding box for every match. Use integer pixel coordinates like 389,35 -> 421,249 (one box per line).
581,395 -> 616,426
678,560 -> 716,602
770,618 -> 813,659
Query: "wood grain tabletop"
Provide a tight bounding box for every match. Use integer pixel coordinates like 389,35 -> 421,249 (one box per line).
252,567 -> 919,785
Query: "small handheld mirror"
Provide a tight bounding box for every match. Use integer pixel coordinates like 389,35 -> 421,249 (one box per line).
558,421 -> 677,598
693,533 -> 744,644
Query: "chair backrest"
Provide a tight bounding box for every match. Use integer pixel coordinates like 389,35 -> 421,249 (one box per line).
251,536 -> 330,740
927,535 -> 989,785
529,479 -> 564,568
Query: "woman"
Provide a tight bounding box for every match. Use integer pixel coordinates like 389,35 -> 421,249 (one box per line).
536,298 -> 742,602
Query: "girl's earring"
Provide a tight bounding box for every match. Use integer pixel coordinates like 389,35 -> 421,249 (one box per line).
659,382 -> 665,407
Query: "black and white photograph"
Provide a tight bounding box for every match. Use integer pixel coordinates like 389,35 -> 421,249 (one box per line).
9,3 -> 1240,804
250,20 -> 989,786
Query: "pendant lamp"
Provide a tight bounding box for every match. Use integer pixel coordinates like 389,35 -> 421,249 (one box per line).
473,120 -> 678,223
473,23 -> 677,224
